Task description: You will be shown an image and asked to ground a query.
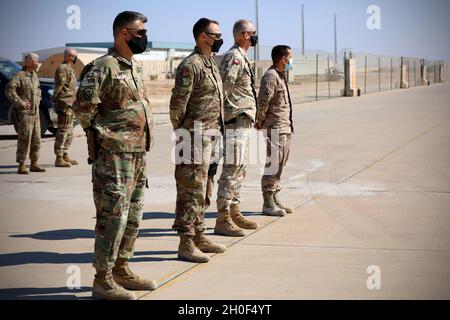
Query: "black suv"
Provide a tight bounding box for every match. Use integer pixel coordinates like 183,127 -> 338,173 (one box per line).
0,57 -> 58,136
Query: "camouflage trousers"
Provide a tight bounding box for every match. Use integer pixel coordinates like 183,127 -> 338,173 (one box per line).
54,104 -> 74,156
16,111 -> 41,163
92,149 -> 147,271
261,132 -> 292,193
173,134 -> 216,236
216,115 -> 252,211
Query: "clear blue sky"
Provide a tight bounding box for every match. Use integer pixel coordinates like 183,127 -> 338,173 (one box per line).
0,0 -> 449,61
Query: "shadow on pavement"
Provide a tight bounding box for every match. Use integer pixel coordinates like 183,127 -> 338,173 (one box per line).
0,165 -> 18,169
11,229 -> 94,240
0,133 -> 53,140
0,134 -> 18,140
0,250 -> 178,267
0,287 -> 92,300
0,163 -> 55,175
11,228 -> 178,240
205,211 -> 261,219
142,211 -> 176,220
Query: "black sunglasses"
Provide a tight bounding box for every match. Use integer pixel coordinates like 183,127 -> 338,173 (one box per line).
205,32 -> 222,39
126,28 -> 147,37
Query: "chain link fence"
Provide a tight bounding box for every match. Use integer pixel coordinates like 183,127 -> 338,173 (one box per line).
251,48 -> 449,102
149,47 -> 449,110
253,49 -> 345,104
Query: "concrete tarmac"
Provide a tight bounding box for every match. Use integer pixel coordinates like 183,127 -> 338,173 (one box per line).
0,83 -> 449,299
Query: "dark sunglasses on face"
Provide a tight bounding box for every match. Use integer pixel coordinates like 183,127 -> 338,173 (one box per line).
205,32 -> 222,40
126,28 -> 148,37
241,31 -> 257,35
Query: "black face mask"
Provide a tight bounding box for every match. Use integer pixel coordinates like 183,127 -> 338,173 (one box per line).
73,56 -> 78,65
127,34 -> 148,54
250,35 -> 258,47
211,38 -> 223,53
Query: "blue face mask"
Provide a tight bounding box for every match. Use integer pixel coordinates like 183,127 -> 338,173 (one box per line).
287,58 -> 294,70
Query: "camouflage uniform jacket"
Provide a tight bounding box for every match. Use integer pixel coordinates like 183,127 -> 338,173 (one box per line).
5,68 -> 41,115
170,47 -> 224,132
220,44 -> 258,123
53,62 -> 77,106
73,48 -> 154,152
257,66 -> 294,134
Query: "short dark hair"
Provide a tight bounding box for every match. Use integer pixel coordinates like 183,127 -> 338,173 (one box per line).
193,18 -> 219,40
113,11 -> 148,37
271,45 -> 292,64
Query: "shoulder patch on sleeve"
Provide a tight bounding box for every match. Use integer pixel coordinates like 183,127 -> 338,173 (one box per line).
233,59 -> 241,65
83,88 -> 94,101
182,68 -> 191,77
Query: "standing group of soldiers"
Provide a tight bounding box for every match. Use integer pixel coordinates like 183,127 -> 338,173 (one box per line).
5,11 -> 295,300
5,49 -> 80,174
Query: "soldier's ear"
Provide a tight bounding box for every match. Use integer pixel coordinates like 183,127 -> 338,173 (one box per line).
200,32 -> 208,42
120,28 -> 129,40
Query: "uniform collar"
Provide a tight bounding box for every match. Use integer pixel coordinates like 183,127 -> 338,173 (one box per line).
193,46 -> 214,67
109,47 -> 134,67
233,44 -> 246,56
21,67 -> 36,77
271,65 -> 287,80
62,62 -> 75,70
232,44 -> 250,62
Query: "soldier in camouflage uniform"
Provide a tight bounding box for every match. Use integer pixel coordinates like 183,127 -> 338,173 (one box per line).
256,45 -> 295,217
215,20 -> 259,237
5,52 -> 46,175
73,11 -> 156,300
53,48 -> 79,168
170,18 -> 227,263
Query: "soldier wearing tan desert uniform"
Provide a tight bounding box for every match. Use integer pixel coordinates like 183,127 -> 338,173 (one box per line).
170,18 -> 227,263
214,20 -> 259,237
73,11 -> 156,300
53,48 -> 79,168
256,45 -> 295,216
5,52 -> 46,175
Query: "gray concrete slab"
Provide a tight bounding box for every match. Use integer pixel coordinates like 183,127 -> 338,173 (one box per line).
0,83 -> 449,299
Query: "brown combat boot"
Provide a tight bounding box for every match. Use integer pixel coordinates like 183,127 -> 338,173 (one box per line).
17,162 -> 29,175
178,235 -> 210,263
30,160 -> 46,172
262,192 -> 286,217
92,270 -> 136,300
55,155 -> 71,168
193,231 -> 226,253
230,204 -> 258,230
112,258 -> 158,291
64,153 -> 79,165
274,190 -> 294,214
214,208 -> 246,237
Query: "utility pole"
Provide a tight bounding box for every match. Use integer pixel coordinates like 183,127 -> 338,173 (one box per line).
301,4 -> 305,55
334,13 -> 338,64
255,0 -> 260,61
255,0 -> 260,76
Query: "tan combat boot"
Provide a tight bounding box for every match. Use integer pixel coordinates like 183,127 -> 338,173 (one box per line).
274,190 -> 294,214
64,153 -> 79,165
30,160 -> 46,172
214,208 -> 246,237
231,204 -> 258,230
193,231 -> 226,253
92,270 -> 137,300
18,162 -> 29,175
178,235 -> 210,263
55,155 -> 71,168
112,258 -> 158,291
262,192 -> 286,217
